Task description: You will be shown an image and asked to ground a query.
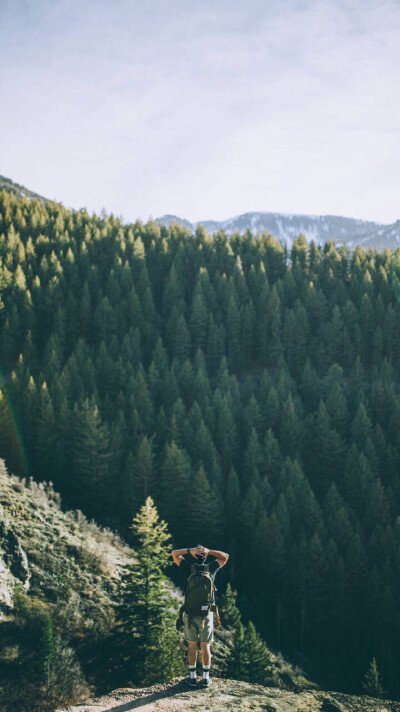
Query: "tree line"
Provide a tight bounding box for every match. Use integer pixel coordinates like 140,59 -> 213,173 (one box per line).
1,190 -> 400,695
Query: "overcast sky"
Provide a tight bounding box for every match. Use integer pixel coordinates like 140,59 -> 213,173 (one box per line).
1,0 -> 400,224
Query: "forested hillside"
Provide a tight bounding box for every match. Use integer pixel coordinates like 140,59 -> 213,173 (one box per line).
1,190 -> 400,696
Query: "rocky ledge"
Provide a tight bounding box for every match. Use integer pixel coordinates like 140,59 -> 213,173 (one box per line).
57,677 -> 400,712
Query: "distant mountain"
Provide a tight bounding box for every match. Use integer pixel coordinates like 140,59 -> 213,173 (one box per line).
156,211 -> 400,251
0,174 -> 47,203
2,173 -> 399,251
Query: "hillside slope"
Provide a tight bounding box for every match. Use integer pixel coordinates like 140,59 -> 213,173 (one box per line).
57,678 -> 399,712
0,459 -> 130,621
0,459 -> 134,710
0,175 -> 47,203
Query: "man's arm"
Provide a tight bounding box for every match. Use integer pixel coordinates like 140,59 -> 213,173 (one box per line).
197,546 -> 229,568
171,547 -> 190,566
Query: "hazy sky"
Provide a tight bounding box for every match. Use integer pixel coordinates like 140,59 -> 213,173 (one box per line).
1,0 -> 400,224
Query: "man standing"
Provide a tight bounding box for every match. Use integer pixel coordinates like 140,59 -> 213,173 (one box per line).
171,544 -> 229,687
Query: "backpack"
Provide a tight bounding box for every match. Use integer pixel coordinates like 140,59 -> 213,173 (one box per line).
184,564 -> 215,619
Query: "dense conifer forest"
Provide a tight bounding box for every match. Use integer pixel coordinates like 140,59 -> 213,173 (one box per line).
1,190 -> 400,696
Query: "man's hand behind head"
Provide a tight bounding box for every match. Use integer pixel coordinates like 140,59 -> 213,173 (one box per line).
197,545 -> 209,556
191,545 -> 209,558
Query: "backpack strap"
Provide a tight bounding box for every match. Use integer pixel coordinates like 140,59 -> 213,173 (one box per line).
190,562 -> 210,574
211,603 -> 220,629
176,604 -> 184,631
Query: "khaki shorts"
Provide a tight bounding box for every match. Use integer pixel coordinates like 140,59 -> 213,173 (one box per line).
183,611 -> 214,643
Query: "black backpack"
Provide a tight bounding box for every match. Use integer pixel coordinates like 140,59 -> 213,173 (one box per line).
184,564 -> 215,618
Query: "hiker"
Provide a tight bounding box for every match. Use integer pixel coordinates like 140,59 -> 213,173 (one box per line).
171,543 -> 229,688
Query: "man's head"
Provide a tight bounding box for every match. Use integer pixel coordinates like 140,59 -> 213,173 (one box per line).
191,544 -> 207,560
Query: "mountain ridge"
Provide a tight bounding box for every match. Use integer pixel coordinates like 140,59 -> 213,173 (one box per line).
0,174 -> 47,204
156,211 -> 400,251
1,173 -> 400,251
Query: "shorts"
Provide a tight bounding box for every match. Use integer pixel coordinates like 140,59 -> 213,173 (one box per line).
183,610 -> 214,643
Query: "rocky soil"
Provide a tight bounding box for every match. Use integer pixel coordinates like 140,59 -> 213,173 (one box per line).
57,678 -> 400,712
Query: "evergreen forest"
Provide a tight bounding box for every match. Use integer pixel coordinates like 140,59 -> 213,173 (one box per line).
1,190 -> 400,696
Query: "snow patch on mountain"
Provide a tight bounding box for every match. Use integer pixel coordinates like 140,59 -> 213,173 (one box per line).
156,211 -> 400,251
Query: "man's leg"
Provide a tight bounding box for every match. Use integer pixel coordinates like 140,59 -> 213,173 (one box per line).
200,642 -> 211,685
188,641 -> 198,667
199,611 -> 213,687
186,641 -> 198,686
183,613 -> 199,686
200,642 -> 211,667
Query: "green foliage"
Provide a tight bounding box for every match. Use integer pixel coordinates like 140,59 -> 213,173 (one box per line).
221,586 -> 274,687
1,591 -> 88,712
362,658 -> 386,698
39,615 -> 56,686
224,620 -> 273,686
114,497 -> 184,685
220,583 -> 241,629
243,621 -> 274,685
224,621 -> 247,681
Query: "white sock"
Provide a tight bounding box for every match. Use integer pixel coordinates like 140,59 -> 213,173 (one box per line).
189,665 -> 197,679
203,665 -> 210,680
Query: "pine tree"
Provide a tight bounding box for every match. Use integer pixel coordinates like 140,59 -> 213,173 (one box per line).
72,398 -> 112,518
213,390 -> 238,474
219,583 -> 241,629
301,358 -> 321,412
190,276 -> 209,351
242,621 -> 274,685
291,234 -> 309,272
184,466 -> 224,545
159,441 -> 191,539
224,620 -> 273,686
226,293 -> 241,371
134,435 -> 154,507
114,497 -> 184,685
225,466 -> 240,568
177,359 -> 195,408
279,394 -> 305,458
38,614 -> 56,687
206,313 -> 224,373
266,286 -> 283,363
34,381 -> 56,480
242,427 -> 262,486
0,385 -> 27,477
171,313 -> 191,364
325,376 -> 348,436
308,401 -> 346,496
262,429 -> 282,486
224,622 -> 248,680
362,657 -> 385,698
239,483 -> 263,558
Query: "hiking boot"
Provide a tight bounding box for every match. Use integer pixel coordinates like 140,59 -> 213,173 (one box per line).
200,677 -> 212,688
185,675 -> 197,688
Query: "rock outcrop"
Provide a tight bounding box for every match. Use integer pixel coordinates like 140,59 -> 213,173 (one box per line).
56,678 -> 400,712
0,517 -> 30,611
